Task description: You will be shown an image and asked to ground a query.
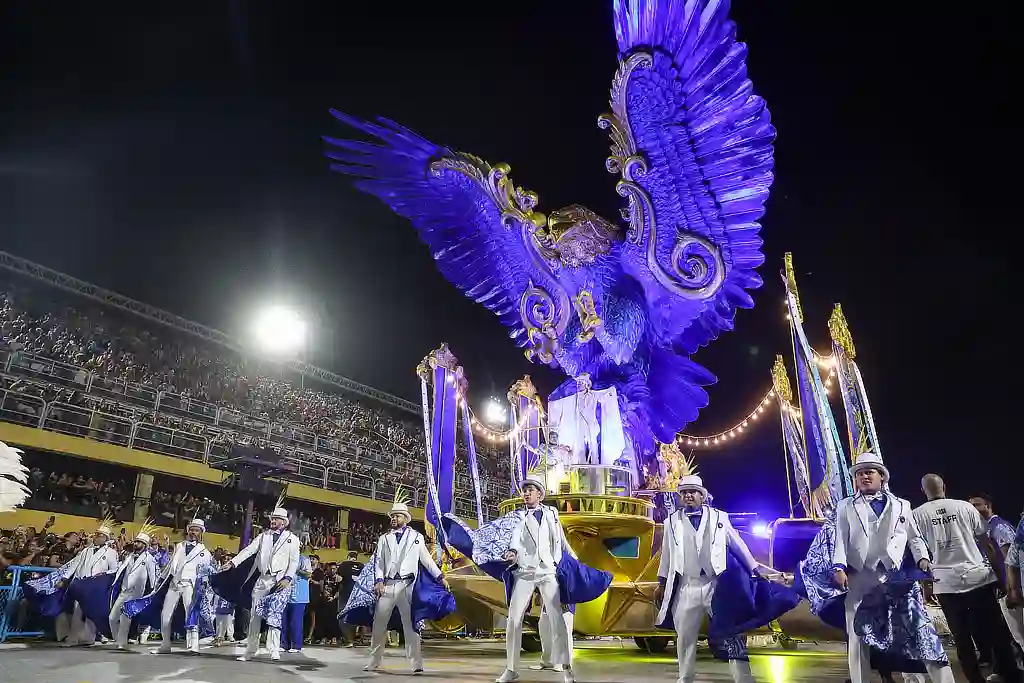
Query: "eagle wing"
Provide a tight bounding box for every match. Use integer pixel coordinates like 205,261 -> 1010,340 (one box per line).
325,113 -> 571,357
608,0 -> 774,352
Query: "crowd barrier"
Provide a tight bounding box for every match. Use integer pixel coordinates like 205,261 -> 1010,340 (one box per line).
0,565 -> 55,643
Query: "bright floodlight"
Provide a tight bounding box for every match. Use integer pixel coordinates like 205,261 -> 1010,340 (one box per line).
252,305 -> 307,355
751,521 -> 770,538
484,398 -> 507,426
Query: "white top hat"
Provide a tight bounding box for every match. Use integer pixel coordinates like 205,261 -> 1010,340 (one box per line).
95,526 -> 112,538
677,474 -> 710,498
186,518 -> 205,532
135,532 -> 151,544
389,502 -> 411,520
270,507 -> 290,523
850,451 -> 889,481
519,464 -> 547,497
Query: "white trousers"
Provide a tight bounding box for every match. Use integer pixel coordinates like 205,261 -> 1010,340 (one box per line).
671,575 -> 753,683
109,588 -> 143,647
161,579 -> 199,652
246,575 -> 281,657
55,611 -> 72,642
844,571 -> 953,683
1000,596 -> 1024,650
507,571 -> 569,673
539,607 -> 574,667
216,614 -> 235,641
67,602 -> 96,645
369,579 -> 422,669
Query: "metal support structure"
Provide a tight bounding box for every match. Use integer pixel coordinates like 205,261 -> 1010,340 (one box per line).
0,250 -> 419,414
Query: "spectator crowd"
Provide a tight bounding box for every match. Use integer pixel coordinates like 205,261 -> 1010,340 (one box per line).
1,275 -> 511,511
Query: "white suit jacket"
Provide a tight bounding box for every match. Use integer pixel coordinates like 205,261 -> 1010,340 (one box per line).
234,529 -> 301,582
655,505 -> 756,626
72,544 -> 119,579
164,541 -> 211,582
510,505 -> 577,573
547,388 -> 625,465
373,527 -> 442,582
114,551 -> 158,597
832,492 -> 928,572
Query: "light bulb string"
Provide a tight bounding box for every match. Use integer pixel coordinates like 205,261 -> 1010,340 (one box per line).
676,355 -> 836,448
457,352 -> 838,448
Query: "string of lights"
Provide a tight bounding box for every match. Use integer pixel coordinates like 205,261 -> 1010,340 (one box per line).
676,353 -> 836,449
454,348 -> 839,449
458,386 -> 542,443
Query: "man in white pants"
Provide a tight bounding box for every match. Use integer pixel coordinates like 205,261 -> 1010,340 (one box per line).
531,605 -> 574,672
496,470 -> 576,683
109,529 -> 158,649
364,497 -> 448,674
63,524 -> 119,646
833,454 -> 954,683
655,474 -> 760,683
224,507 -> 300,662
156,518 -> 212,654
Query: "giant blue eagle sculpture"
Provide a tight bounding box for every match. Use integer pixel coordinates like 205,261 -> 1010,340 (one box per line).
325,0 -> 774,476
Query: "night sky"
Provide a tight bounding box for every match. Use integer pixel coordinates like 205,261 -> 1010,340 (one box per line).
1,2 -> 1015,518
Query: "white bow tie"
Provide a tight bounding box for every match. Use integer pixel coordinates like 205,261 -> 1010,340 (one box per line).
862,492 -> 886,502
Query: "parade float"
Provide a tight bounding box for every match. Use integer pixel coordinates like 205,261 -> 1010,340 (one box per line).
324,0 -> 879,651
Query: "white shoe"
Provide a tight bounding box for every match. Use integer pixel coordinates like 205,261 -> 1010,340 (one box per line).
286,648 -> 300,653
495,671 -> 520,683
270,652 -> 281,661
154,646 -> 172,655
237,655 -> 249,662
553,665 -> 566,672
530,664 -> 554,671
562,668 -> 576,683
363,663 -> 380,672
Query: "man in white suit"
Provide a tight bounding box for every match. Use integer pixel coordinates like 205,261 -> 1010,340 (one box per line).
496,470 -> 576,683
364,498 -> 447,674
225,507 -> 300,661
109,529 -> 158,649
654,474 -> 760,683
832,453 -> 954,683
62,523 -> 120,646
156,518 -> 212,655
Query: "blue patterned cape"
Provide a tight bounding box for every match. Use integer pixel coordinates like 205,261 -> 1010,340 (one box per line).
70,572 -> 118,639
207,555 -> 290,629
123,562 -> 216,636
215,595 -> 235,616
22,558 -> 79,618
440,511 -> 612,607
338,548 -> 456,633
796,517 -> 948,672
654,546 -> 800,662
73,556 -> 160,640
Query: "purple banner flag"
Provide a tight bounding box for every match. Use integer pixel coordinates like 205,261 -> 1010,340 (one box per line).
428,365 -> 459,528
507,376 -> 542,493
461,402 -> 485,526
829,304 -> 881,462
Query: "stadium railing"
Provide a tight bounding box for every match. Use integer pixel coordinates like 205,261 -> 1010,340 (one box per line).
0,565 -> 55,643
1,350 -> 509,513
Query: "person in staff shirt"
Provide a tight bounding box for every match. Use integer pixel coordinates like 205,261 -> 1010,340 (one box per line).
913,475 -> 1022,683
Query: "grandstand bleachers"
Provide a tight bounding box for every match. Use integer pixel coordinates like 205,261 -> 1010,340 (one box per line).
0,262 -> 512,525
